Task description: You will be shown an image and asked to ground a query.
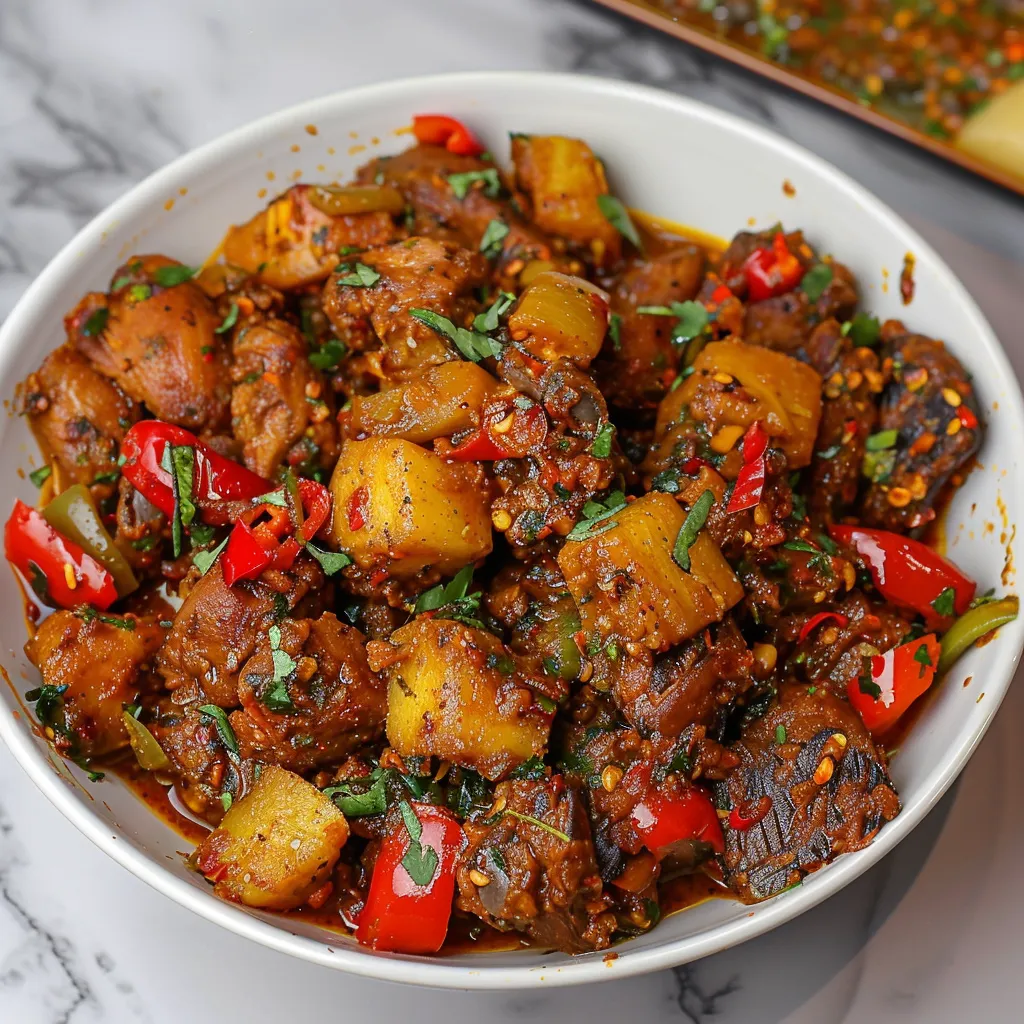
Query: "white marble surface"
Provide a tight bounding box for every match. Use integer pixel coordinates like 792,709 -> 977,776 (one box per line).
1,0 -> 1023,1021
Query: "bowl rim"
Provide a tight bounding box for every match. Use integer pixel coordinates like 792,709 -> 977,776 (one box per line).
1,69 -> 1022,990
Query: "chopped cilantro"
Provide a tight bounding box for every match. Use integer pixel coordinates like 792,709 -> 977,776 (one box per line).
672,490 -> 715,571
596,194 -> 642,250
800,263 -> 834,301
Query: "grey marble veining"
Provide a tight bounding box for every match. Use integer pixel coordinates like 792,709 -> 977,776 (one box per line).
1,0 -> 1023,1021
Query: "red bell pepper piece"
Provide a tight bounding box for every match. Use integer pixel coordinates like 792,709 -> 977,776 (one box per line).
445,426 -> 513,462
623,763 -> 724,856
726,421 -> 769,514
742,233 -> 805,302
828,524 -> 976,628
121,420 -> 268,522
4,499 -> 117,610
221,520 -> 272,587
295,479 -> 331,543
411,114 -> 485,157
848,633 -> 941,736
357,802 -> 466,954
798,611 -> 849,644
222,480 -> 333,585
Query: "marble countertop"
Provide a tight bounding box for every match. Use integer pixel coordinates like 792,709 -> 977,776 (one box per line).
1,0 -> 1022,1021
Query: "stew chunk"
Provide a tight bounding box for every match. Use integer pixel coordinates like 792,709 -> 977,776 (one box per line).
558,492 -> 742,651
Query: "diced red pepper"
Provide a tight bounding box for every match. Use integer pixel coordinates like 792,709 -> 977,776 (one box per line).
710,283 -> 733,304
726,421 -> 769,514
357,802 -> 466,954
728,795 -> 773,831
347,486 -> 368,532
956,405 -> 978,430
798,611 -> 849,644
411,114 -> 485,157
682,456 -> 710,476
444,427 -> 513,462
742,232 -> 804,302
622,763 -> 724,856
828,524 -> 976,628
4,499 -> 118,610
848,634 -> 941,736
295,479 -> 331,543
221,520 -> 272,586
121,420 -> 268,523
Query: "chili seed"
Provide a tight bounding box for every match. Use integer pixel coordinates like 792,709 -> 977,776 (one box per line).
813,757 -> 835,785
601,765 -> 623,792
942,387 -> 963,407
887,487 -> 912,508
63,563 -> 77,590
946,417 -> 962,436
492,413 -> 515,435
491,509 -> 512,531
712,372 -> 734,385
469,869 -> 491,887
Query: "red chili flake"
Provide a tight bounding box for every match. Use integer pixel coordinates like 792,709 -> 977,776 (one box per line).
682,456 -> 709,475
798,611 -> 849,644
710,283 -> 733,304
956,404 -> 978,430
728,795 -> 772,831
843,418 -> 859,437
347,486 -> 368,531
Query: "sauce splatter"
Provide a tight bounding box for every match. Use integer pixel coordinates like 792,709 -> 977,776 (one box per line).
782,179 -> 796,196
900,251 -> 916,305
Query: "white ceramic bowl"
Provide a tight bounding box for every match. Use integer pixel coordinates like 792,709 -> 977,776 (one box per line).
1,72 -> 1021,990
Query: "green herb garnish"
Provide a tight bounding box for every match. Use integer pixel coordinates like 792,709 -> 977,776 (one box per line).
153,264 -> 198,288
479,219 -> 510,259
801,263 -> 833,301
672,489 -> 715,571
410,308 -> 501,363
336,262 -> 380,288
29,465 -> 52,488
596,194 -> 642,250
215,303 -> 239,334
399,800 -> 439,886
447,169 -> 501,200
198,704 -> 238,755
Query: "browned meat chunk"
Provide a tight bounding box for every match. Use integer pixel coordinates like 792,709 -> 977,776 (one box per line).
720,229 -> 857,353
321,237 -> 488,382
229,613 -> 385,772
112,476 -> 166,577
230,317 -> 338,478
67,256 -> 232,432
18,345 -> 137,501
611,618 -> 754,738
777,590 -> 914,697
222,183 -> 400,290
357,145 -> 554,272
594,245 -> 706,413
25,610 -> 165,758
156,557 -> 325,708
860,323 -> 982,533
805,319 -> 887,521
715,683 -> 900,901
456,778 -> 616,953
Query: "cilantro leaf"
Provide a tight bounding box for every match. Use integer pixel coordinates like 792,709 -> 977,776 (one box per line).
336,262 -> 380,288
193,535 -> 229,575
83,308 -> 109,337
399,800 -> 439,886
672,489 -> 715,571
308,338 -> 347,371
447,169 -> 501,200
472,291 -> 515,333
846,313 -> 881,348
801,263 -> 833,301
29,465 -> 52,488
567,491 -> 627,541
153,264 -> 198,288
198,704 -> 239,755
304,541 -> 352,575
215,303 -> 239,334
596,194 -> 642,250
324,770 -> 389,817
410,308 -> 501,363
591,422 -> 615,458
479,218 -> 510,259
931,586 -> 956,618
608,312 -> 622,351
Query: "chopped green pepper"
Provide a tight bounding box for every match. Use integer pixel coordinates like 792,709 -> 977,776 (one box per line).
938,596 -> 1019,675
41,484 -> 138,597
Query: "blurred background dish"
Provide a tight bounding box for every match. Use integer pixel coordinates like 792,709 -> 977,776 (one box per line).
594,0 -> 1024,194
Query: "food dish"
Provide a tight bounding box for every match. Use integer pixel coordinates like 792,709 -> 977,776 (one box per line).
0,73 -> 1020,987
595,0 -> 1024,194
